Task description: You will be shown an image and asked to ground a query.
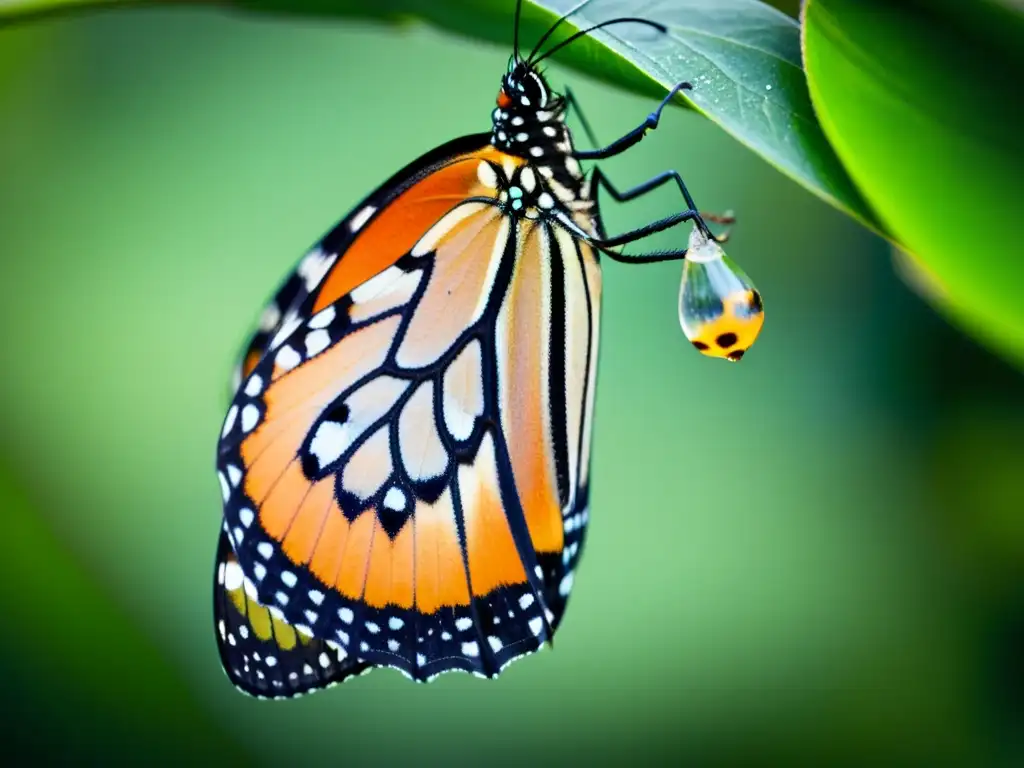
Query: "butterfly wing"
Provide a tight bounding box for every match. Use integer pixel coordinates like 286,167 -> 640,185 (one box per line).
214,528 -> 373,698
228,269 -> 307,397
216,258 -> 374,697
217,134 -> 601,682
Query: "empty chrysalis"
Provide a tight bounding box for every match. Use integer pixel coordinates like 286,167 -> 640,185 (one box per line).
679,226 -> 764,361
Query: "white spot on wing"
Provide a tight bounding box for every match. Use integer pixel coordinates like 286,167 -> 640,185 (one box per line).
223,560 -> 244,591
558,571 -> 574,597
442,339 -> 484,441
383,486 -> 406,510
240,404 -> 259,432
221,405 -> 237,437
309,420 -> 351,469
349,269 -> 421,324
305,329 -> 331,357
275,345 -> 301,372
244,375 -> 263,396
349,205 -> 377,232
243,576 -> 259,601
411,202 -> 488,257
298,249 -> 337,292
308,305 -> 335,329
350,266 -> 405,303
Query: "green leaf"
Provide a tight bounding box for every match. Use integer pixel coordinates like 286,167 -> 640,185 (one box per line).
1,0 -> 880,235
803,0 -> 1024,365
526,0 -> 880,231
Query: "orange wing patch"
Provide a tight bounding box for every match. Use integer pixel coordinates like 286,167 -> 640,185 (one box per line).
413,489 -> 472,614
313,147 -> 521,314
499,222 -> 563,555
461,433 -> 528,596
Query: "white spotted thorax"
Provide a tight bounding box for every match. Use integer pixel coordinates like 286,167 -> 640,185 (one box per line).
490,58 -> 587,218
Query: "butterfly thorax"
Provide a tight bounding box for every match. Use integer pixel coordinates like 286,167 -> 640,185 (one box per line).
491,60 -> 587,212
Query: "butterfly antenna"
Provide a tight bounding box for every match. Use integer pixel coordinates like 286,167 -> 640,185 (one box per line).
527,0 -> 595,65
532,17 -> 667,66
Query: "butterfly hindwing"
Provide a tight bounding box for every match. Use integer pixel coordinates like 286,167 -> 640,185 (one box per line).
214,528 -> 372,698
216,136 -> 601,681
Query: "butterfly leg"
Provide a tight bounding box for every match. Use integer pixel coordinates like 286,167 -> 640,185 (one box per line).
580,209 -> 701,264
577,168 -> 731,264
566,84 -> 735,243
593,167 -> 735,243
573,80 -> 692,161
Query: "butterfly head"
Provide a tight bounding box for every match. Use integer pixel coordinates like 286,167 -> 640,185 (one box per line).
499,57 -> 552,110
491,58 -> 567,160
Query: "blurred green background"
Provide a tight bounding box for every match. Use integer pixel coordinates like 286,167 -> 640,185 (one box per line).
1,7 -> 1022,766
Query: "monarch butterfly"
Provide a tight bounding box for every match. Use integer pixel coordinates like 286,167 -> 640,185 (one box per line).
214,0 -> 763,698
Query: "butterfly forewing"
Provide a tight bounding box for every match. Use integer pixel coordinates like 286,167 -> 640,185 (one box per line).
216,135 -> 600,682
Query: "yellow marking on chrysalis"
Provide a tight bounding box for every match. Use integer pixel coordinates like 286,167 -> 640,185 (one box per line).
679,227 -> 764,362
